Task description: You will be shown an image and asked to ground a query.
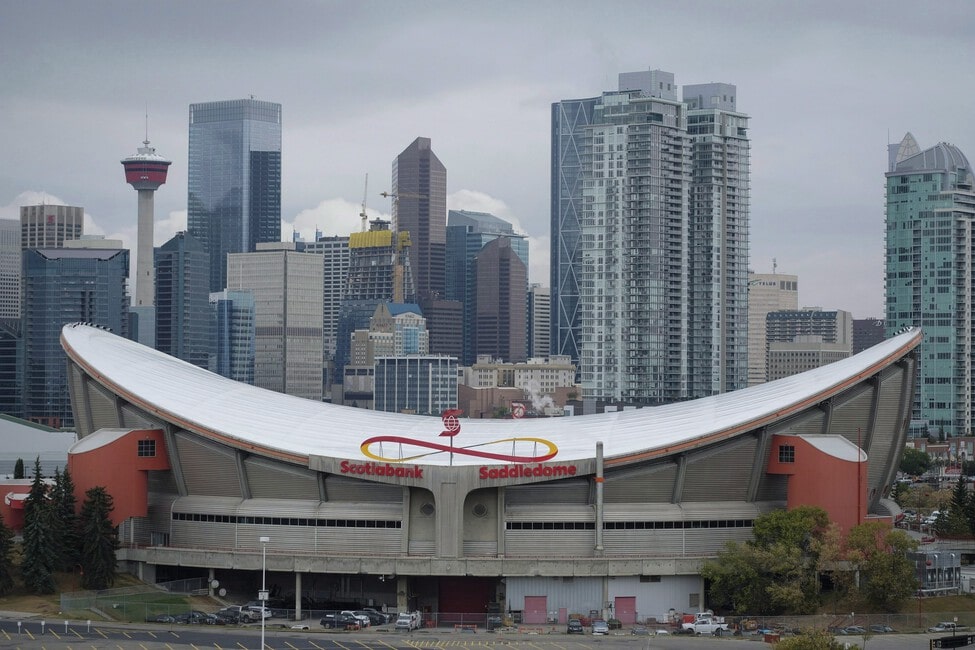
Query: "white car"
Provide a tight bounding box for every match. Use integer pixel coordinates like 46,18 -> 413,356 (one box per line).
245,605 -> 272,619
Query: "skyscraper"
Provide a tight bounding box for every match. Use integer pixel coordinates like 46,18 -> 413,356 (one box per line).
885,133 -> 975,437
551,68 -> 750,407
684,83 -> 751,395
23,246 -> 129,428
20,204 -> 83,248
227,243 -> 323,401
0,219 -> 20,318
155,231 -> 209,368
209,289 -> 255,384
446,209 -> 529,364
747,272 -> 799,386
392,137 -> 446,303
187,99 -> 281,292
528,284 -> 551,359
472,237 -> 527,364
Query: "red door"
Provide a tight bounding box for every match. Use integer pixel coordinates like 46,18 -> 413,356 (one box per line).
523,596 -> 547,624
615,596 -> 637,624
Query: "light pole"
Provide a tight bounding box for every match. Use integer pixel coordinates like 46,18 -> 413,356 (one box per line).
259,536 -> 269,650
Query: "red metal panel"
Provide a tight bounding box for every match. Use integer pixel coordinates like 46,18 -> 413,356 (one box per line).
523,596 -> 547,624
614,596 -> 636,624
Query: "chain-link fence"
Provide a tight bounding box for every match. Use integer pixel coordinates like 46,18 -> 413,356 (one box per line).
59,577 -> 209,622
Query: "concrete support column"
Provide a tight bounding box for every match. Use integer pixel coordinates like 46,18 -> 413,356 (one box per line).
397,575 -> 409,612
295,572 -> 302,621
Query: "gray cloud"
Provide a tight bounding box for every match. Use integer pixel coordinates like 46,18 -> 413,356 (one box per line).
2,0 -> 974,318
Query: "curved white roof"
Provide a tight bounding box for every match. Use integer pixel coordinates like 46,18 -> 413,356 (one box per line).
61,324 -> 921,468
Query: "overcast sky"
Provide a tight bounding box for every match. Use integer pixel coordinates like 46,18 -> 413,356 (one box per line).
2,1 -> 974,319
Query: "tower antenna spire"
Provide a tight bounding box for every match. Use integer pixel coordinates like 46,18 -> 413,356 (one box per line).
145,104 -> 149,145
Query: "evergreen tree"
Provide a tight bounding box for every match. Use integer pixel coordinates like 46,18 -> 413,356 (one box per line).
79,487 -> 119,590
21,457 -> 56,594
13,458 -> 24,479
51,467 -> 81,570
938,477 -> 973,537
0,512 -> 15,596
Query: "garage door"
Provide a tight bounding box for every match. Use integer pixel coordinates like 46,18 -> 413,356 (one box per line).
523,596 -> 547,624
615,596 -> 636,624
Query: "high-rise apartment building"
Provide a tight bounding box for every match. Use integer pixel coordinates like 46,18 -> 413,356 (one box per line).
551,68 -> 749,406
155,232 -> 210,368
374,357 -> 458,416
209,289 -> 256,384
446,210 -> 529,364
0,220 -> 20,318
23,247 -> 129,428
188,99 -> 281,292
227,243 -> 323,401
885,133 -> 975,437
299,235 -> 350,360
747,272 -> 799,386
528,284 -> 551,360
684,83 -> 750,395
20,204 -> 83,248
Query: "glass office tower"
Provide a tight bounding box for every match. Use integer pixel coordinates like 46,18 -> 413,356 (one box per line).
188,99 -> 281,292
155,231 -> 210,369
885,133 -> 975,437
23,247 -> 129,428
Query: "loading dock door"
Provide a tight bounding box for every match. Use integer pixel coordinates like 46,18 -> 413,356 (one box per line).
523,596 -> 547,624
615,596 -> 636,624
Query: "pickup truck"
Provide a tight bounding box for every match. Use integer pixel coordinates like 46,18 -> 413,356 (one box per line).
681,617 -> 731,636
929,621 -> 965,633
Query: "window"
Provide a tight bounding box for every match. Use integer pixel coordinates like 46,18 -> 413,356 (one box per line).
778,444 -> 795,463
138,439 -> 156,457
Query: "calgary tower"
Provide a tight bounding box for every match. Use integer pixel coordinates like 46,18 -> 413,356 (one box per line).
122,137 -> 171,342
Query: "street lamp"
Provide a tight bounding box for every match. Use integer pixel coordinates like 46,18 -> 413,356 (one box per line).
259,536 -> 269,650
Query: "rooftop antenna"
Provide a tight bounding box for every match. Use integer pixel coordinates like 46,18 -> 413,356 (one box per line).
144,104 -> 149,144
772,257 -> 777,274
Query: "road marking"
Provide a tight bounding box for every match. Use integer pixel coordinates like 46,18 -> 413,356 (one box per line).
50,629 -> 62,639
308,641 -> 325,649
122,631 -> 133,638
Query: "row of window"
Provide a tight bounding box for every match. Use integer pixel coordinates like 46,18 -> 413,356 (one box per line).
507,519 -> 754,531
172,513 -> 402,528
170,512 -> 754,531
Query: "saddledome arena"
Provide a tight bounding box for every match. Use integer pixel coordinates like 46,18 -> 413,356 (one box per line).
61,324 -> 920,624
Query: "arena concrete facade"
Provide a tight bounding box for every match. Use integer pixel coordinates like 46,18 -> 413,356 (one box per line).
60,324 -> 920,624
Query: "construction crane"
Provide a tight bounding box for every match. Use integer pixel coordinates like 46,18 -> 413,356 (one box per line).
380,190 -> 426,201
359,174 -> 369,232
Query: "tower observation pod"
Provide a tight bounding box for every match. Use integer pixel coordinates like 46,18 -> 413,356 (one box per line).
121,140 -> 171,309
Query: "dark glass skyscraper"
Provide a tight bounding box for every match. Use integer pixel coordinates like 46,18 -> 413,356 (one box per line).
188,99 -> 281,292
155,231 -> 210,368
392,137 -> 446,303
23,247 -> 129,428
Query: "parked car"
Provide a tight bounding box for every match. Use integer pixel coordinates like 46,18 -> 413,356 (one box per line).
218,606 -> 259,623
567,619 -> 584,634
147,614 -> 175,623
929,622 -> 964,633
245,604 -> 273,619
592,619 -> 610,635
843,625 -> 867,635
870,624 -> 895,633
343,610 -> 371,627
630,624 -> 649,635
321,612 -> 360,630
363,607 -> 392,624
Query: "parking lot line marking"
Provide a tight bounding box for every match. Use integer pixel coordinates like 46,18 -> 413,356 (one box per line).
307,642 -> 324,650
96,627 -> 108,638
375,640 -> 398,649
122,631 -> 133,638
71,628 -> 84,638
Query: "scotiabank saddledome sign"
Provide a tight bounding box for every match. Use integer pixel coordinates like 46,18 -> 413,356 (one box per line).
343,410 -> 579,480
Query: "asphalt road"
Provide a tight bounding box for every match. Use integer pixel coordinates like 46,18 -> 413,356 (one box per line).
0,617 -> 951,650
